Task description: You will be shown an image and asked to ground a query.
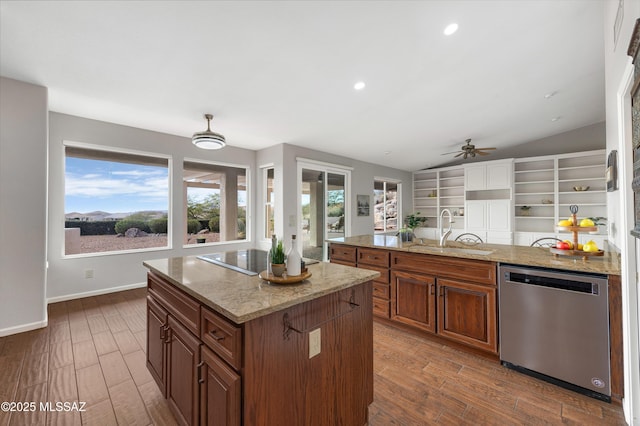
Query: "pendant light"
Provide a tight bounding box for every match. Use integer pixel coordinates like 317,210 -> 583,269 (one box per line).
192,114 -> 226,150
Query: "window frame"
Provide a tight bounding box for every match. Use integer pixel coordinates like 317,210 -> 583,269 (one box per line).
182,157 -> 251,248
62,140 -> 172,258
373,177 -> 402,234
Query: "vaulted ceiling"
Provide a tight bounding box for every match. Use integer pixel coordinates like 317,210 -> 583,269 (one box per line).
0,1 -> 605,171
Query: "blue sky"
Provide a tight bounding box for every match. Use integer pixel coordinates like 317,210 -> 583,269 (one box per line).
65,158 -> 169,213
66,158 -> 247,213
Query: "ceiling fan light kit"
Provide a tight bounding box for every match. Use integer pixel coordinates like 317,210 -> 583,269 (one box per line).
192,114 -> 226,150
442,138 -> 496,159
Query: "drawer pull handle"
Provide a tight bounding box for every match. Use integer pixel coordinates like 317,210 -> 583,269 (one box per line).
209,330 -> 225,341
197,361 -> 205,384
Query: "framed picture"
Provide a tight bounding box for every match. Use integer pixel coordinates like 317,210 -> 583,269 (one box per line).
606,150 -> 618,192
357,194 -> 370,216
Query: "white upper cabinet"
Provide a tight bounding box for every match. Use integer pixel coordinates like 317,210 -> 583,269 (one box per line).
465,160 -> 513,190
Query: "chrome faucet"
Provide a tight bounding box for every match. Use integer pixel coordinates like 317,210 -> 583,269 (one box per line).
439,209 -> 454,247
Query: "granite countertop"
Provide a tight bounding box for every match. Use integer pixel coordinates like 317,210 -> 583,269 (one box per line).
329,235 -> 621,276
143,256 -> 379,324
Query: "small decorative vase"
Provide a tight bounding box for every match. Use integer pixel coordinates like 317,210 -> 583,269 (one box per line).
271,263 -> 285,277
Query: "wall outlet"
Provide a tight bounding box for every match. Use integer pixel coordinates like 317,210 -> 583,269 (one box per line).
309,328 -> 321,358
84,269 -> 94,279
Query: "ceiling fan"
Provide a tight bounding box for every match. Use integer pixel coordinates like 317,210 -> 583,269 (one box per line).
442,139 -> 496,159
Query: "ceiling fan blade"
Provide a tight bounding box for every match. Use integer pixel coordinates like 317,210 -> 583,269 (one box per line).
454,152 -> 465,158
476,151 -> 491,156
476,147 -> 496,151
441,151 -> 462,155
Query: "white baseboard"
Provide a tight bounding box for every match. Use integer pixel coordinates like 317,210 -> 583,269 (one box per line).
47,281 -> 147,304
0,319 -> 48,337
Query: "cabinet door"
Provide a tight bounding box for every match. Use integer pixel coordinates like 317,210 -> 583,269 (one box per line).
167,315 -> 201,426
200,345 -> 241,426
147,295 -> 168,396
391,270 -> 436,333
464,201 -> 486,231
465,166 -> 486,191
437,278 -> 497,354
487,200 -> 511,232
486,162 -> 512,189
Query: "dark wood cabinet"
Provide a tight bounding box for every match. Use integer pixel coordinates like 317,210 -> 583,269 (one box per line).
329,243 -> 357,266
200,345 -> 241,426
147,295 -> 168,396
167,315 -> 201,426
388,251 -> 498,355
391,270 -> 436,333
147,271 -> 374,425
437,278 -> 497,353
329,244 -> 392,318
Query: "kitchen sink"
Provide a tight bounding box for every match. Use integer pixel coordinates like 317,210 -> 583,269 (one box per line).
409,245 -> 493,256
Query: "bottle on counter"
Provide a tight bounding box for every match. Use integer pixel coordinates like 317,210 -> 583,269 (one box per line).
286,234 -> 302,276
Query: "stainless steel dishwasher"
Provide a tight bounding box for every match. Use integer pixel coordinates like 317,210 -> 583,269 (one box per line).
499,264 -> 610,401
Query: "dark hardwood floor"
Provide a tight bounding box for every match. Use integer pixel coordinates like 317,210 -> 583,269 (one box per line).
0,288 -> 627,425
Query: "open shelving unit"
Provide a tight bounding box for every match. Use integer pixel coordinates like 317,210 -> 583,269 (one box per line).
513,150 -> 607,245
413,166 -> 465,232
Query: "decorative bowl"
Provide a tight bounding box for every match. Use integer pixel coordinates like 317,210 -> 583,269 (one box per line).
573,186 -> 590,192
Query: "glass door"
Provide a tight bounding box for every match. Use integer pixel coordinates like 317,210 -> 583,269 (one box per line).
299,164 -> 349,261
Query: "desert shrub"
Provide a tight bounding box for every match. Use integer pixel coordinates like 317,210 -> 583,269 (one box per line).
149,218 -> 168,234
187,219 -> 201,234
208,216 -> 220,233
65,221 -> 117,235
115,219 -> 150,234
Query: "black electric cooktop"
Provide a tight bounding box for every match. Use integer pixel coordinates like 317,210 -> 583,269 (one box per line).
197,249 -> 319,276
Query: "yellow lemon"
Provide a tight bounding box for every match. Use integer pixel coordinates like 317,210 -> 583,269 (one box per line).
558,219 -> 573,227
583,240 -> 599,252
579,218 -> 595,227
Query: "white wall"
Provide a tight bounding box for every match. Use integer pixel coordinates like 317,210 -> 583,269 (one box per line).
0,77 -> 48,335
603,2 -> 640,424
47,112 -> 256,301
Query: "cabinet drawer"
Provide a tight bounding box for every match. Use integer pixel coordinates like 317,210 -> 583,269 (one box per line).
391,252 -> 496,286
148,273 -> 200,335
358,264 -> 389,284
372,282 -> 390,300
372,297 -> 390,318
357,248 -> 390,267
330,244 -> 357,264
201,307 -> 242,371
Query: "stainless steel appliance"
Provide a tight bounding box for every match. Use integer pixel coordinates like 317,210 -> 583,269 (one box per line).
499,264 -> 610,401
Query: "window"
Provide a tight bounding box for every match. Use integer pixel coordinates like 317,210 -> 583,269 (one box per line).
183,160 -> 248,245
263,167 -> 275,239
64,145 -> 170,255
374,179 -> 400,232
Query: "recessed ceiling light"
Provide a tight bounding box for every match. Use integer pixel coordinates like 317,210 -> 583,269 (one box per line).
551,116 -> 561,122
544,91 -> 557,99
444,23 -> 458,36
384,151 -> 391,155
354,81 -> 366,91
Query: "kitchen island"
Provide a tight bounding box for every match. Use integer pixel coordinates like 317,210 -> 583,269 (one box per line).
143,256 -> 379,425
329,235 -> 623,403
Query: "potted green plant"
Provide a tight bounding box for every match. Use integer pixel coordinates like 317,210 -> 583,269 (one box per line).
398,212 -> 428,242
270,238 -> 286,277
520,206 -> 531,216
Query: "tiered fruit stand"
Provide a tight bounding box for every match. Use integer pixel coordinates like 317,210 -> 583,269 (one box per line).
550,205 -> 604,261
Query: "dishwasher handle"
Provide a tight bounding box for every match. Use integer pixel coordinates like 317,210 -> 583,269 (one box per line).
504,271 -> 601,295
